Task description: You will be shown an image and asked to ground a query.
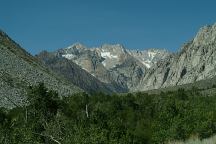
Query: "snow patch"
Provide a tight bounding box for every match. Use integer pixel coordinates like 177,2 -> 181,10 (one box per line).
148,52 -> 157,59
81,67 -> 89,72
90,73 -> 95,77
62,54 -> 75,60
141,61 -> 151,68
102,61 -> 106,67
101,52 -> 118,59
111,64 -> 117,68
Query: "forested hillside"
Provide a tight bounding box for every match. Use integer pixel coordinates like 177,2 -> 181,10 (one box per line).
1,84 -> 216,144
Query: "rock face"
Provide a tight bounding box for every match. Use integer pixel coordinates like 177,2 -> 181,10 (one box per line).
36,51 -> 123,93
1,22 -> 216,103
135,23 -> 216,91
127,49 -> 170,68
0,30 -> 82,108
41,43 -> 169,91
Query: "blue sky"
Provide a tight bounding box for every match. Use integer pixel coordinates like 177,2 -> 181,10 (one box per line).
0,0 -> 216,55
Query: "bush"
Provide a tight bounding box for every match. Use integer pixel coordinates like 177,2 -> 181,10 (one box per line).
1,83 -> 216,143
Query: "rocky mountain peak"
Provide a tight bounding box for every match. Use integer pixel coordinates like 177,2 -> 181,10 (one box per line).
58,43 -> 87,60
127,48 -> 170,68
193,23 -> 216,47
101,44 -> 126,54
95,44 -> 129,69
66,42 -> 86,50
102,43 -> 124,48
43,42 -> 169,91
67,42 -> 86,51
135,22 -> 216,91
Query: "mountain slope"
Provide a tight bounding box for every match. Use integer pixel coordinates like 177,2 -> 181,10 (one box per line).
127,48 -> 170,68
45,43 -> 169,91
36,51 -> 124,93
135,23 -> 216,91
0,30 -> 82,108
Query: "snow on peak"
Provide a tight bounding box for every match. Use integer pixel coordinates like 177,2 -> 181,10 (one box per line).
60,43 -> 169,70
62,54 -> 75,60
148,51 -> 157,60
127,49 -> 169,69
102,61 -> 106,67
141,61 -> 151,68
101,52 -> 118,59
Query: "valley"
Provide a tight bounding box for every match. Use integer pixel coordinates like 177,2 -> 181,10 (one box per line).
1,22 -> 216,143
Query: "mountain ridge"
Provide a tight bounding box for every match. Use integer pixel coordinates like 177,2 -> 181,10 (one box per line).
135,23 -> 216,91
36,50 -> 125,93
1,22 -> 216,108
0,31 -> 82,108
38,42 -> 170,92
39,22 -> 216,93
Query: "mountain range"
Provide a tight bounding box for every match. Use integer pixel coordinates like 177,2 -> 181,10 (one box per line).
1,23 -> 216,108
37,43 -> 170,92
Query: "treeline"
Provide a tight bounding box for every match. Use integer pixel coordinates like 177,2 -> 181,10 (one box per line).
1,83 -> 216,143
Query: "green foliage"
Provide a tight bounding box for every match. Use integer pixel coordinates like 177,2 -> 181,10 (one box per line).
1,83 -> 216,143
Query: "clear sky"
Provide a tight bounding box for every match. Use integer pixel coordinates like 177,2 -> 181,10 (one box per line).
0,0 -> 216,55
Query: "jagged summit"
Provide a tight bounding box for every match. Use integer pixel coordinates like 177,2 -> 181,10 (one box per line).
66,42 -> 87,50
127,48 -> 170,68
2,21 -> 216,99
56,42 -> 170,72
36,22 -> 216,93
42,42 -> 169,91
101,43 -> 126,51
100,44 -> 127,54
